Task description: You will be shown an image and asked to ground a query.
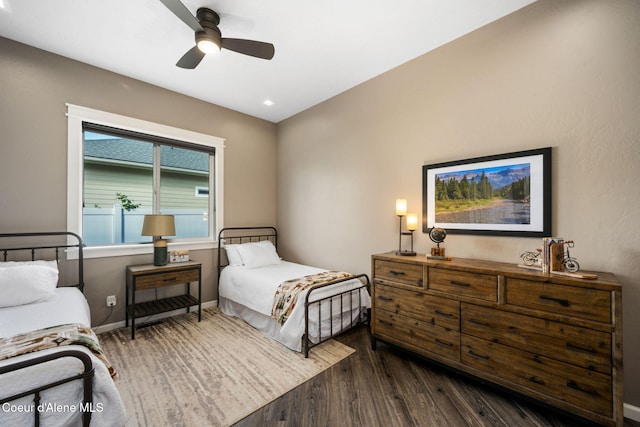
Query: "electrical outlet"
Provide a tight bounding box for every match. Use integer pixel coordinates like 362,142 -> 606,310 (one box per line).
106,295 -> 117,307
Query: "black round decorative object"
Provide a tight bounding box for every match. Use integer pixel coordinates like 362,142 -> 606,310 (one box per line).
429,227 -> 447,245
428,227 -> 447,258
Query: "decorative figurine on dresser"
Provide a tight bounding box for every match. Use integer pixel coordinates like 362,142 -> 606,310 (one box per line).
370,251 -> 623,426
520,238 -> 591,278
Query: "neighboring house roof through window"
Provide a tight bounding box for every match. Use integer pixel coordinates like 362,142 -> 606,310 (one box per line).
84,138 -> 209,172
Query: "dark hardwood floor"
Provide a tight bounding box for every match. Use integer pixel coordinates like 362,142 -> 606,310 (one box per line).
234,325 -> 638,427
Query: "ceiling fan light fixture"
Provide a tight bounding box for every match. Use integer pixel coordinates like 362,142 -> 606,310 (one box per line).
197,39 -> 220,54
196,31 -> 221,54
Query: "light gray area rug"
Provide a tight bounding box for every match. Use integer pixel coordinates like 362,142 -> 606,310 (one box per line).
99,307 -> 355,427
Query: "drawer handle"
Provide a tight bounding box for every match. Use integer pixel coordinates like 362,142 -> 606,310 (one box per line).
378,296 -> 393,302
467,318 -> 490,327
528,376 -> 546,386
379,320 -> 393,327
566,380 -> 598,397
389,270 -> 406,276
450,280 -> 470,287
434,309 -> 453,318
566,342 -> 597,354
468,350 -> 490,360
163,277 -> 179,282
538,295 -> 570,307
435,339 -> 453,347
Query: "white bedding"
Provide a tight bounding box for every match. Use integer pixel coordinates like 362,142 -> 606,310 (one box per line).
0,287 -> 90,338
219,261 -> 371,351
0,287 -> 127,427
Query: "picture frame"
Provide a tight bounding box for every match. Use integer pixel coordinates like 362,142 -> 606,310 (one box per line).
422,147 -> 551,237
170,249 -> 190,262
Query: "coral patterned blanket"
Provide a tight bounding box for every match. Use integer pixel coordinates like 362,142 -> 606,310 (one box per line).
272,271 -> 353,325
0,323 -> 117,379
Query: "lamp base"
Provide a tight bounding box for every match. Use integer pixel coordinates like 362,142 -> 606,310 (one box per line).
153,239 -> 169,266
396,250 -> 417,256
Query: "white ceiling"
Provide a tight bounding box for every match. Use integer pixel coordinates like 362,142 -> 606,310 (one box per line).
0,0 -> 536,123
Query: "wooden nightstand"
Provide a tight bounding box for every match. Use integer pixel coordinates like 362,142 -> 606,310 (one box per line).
125,261 -> 202,339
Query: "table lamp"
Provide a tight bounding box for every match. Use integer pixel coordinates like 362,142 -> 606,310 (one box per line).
141,214 -> 176,266
395,199 -> 417,256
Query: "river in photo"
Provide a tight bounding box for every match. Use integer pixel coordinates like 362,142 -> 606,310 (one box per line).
436,199 -> 530,225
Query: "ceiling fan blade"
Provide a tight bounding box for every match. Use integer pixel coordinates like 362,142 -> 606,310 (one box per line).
176,46 -> 205,69
221,38 -> 275,60
159,0 -> 202,32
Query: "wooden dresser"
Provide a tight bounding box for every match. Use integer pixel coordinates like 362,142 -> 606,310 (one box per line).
371,252 -> 623,426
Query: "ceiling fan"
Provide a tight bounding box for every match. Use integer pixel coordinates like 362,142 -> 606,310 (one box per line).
160,0 -> 275,69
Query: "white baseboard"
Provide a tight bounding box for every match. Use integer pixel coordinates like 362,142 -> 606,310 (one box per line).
625,402 -> 640,422
93,300 -> 218,335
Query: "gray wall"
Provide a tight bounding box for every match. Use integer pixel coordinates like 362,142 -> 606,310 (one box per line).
277,0 -> 640,408
0,36 -> 277,327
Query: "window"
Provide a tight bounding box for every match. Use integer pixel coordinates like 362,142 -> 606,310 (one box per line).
195,186 -> 209,197
67,104 -> 224,258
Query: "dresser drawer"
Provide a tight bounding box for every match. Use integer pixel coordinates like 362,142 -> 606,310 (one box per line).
374,259 -> 423,287
505,278 -> 611,323
375,284 -> 459,331
375,309 -> 460,360
135,268 -> 200,290
428,267 -> 497,302
461,303 -> 611,374
461,335 -> 612,418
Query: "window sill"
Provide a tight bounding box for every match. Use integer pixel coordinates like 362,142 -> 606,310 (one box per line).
67,240 -> 217,260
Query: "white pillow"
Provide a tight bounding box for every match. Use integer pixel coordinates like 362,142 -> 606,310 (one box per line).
0,260 -> 59,307
224,244 -> 244,266
236,240 -> 281,268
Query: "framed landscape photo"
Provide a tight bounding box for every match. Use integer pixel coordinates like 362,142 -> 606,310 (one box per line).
422,147 -> 551,237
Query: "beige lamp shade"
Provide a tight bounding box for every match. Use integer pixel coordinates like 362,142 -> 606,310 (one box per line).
406,213 -> 418,231
141,214 -> 176,237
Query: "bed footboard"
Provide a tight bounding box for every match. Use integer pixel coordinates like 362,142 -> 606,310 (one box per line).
0,350 -> 94,427
302,273 -> 371,358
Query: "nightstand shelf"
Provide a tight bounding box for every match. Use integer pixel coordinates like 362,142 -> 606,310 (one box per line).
128,294 -> 199,318
126,261 -> 202,339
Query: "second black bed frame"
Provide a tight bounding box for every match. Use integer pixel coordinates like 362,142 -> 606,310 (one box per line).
217,227 -> 370,357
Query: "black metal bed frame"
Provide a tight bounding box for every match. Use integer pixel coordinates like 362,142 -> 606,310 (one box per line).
0,232 -> 93,427
0,231 -> 84,291
217,226 -> 370,357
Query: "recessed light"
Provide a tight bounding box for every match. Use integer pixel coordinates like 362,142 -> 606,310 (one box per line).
263,100 -> 274,106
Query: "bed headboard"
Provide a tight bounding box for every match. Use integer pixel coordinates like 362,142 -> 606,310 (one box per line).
217,226 -> 278,279
0,231 -> 85,292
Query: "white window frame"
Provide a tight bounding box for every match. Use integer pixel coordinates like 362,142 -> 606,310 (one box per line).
67,104 -> 225,259
195,186 -> 209,198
